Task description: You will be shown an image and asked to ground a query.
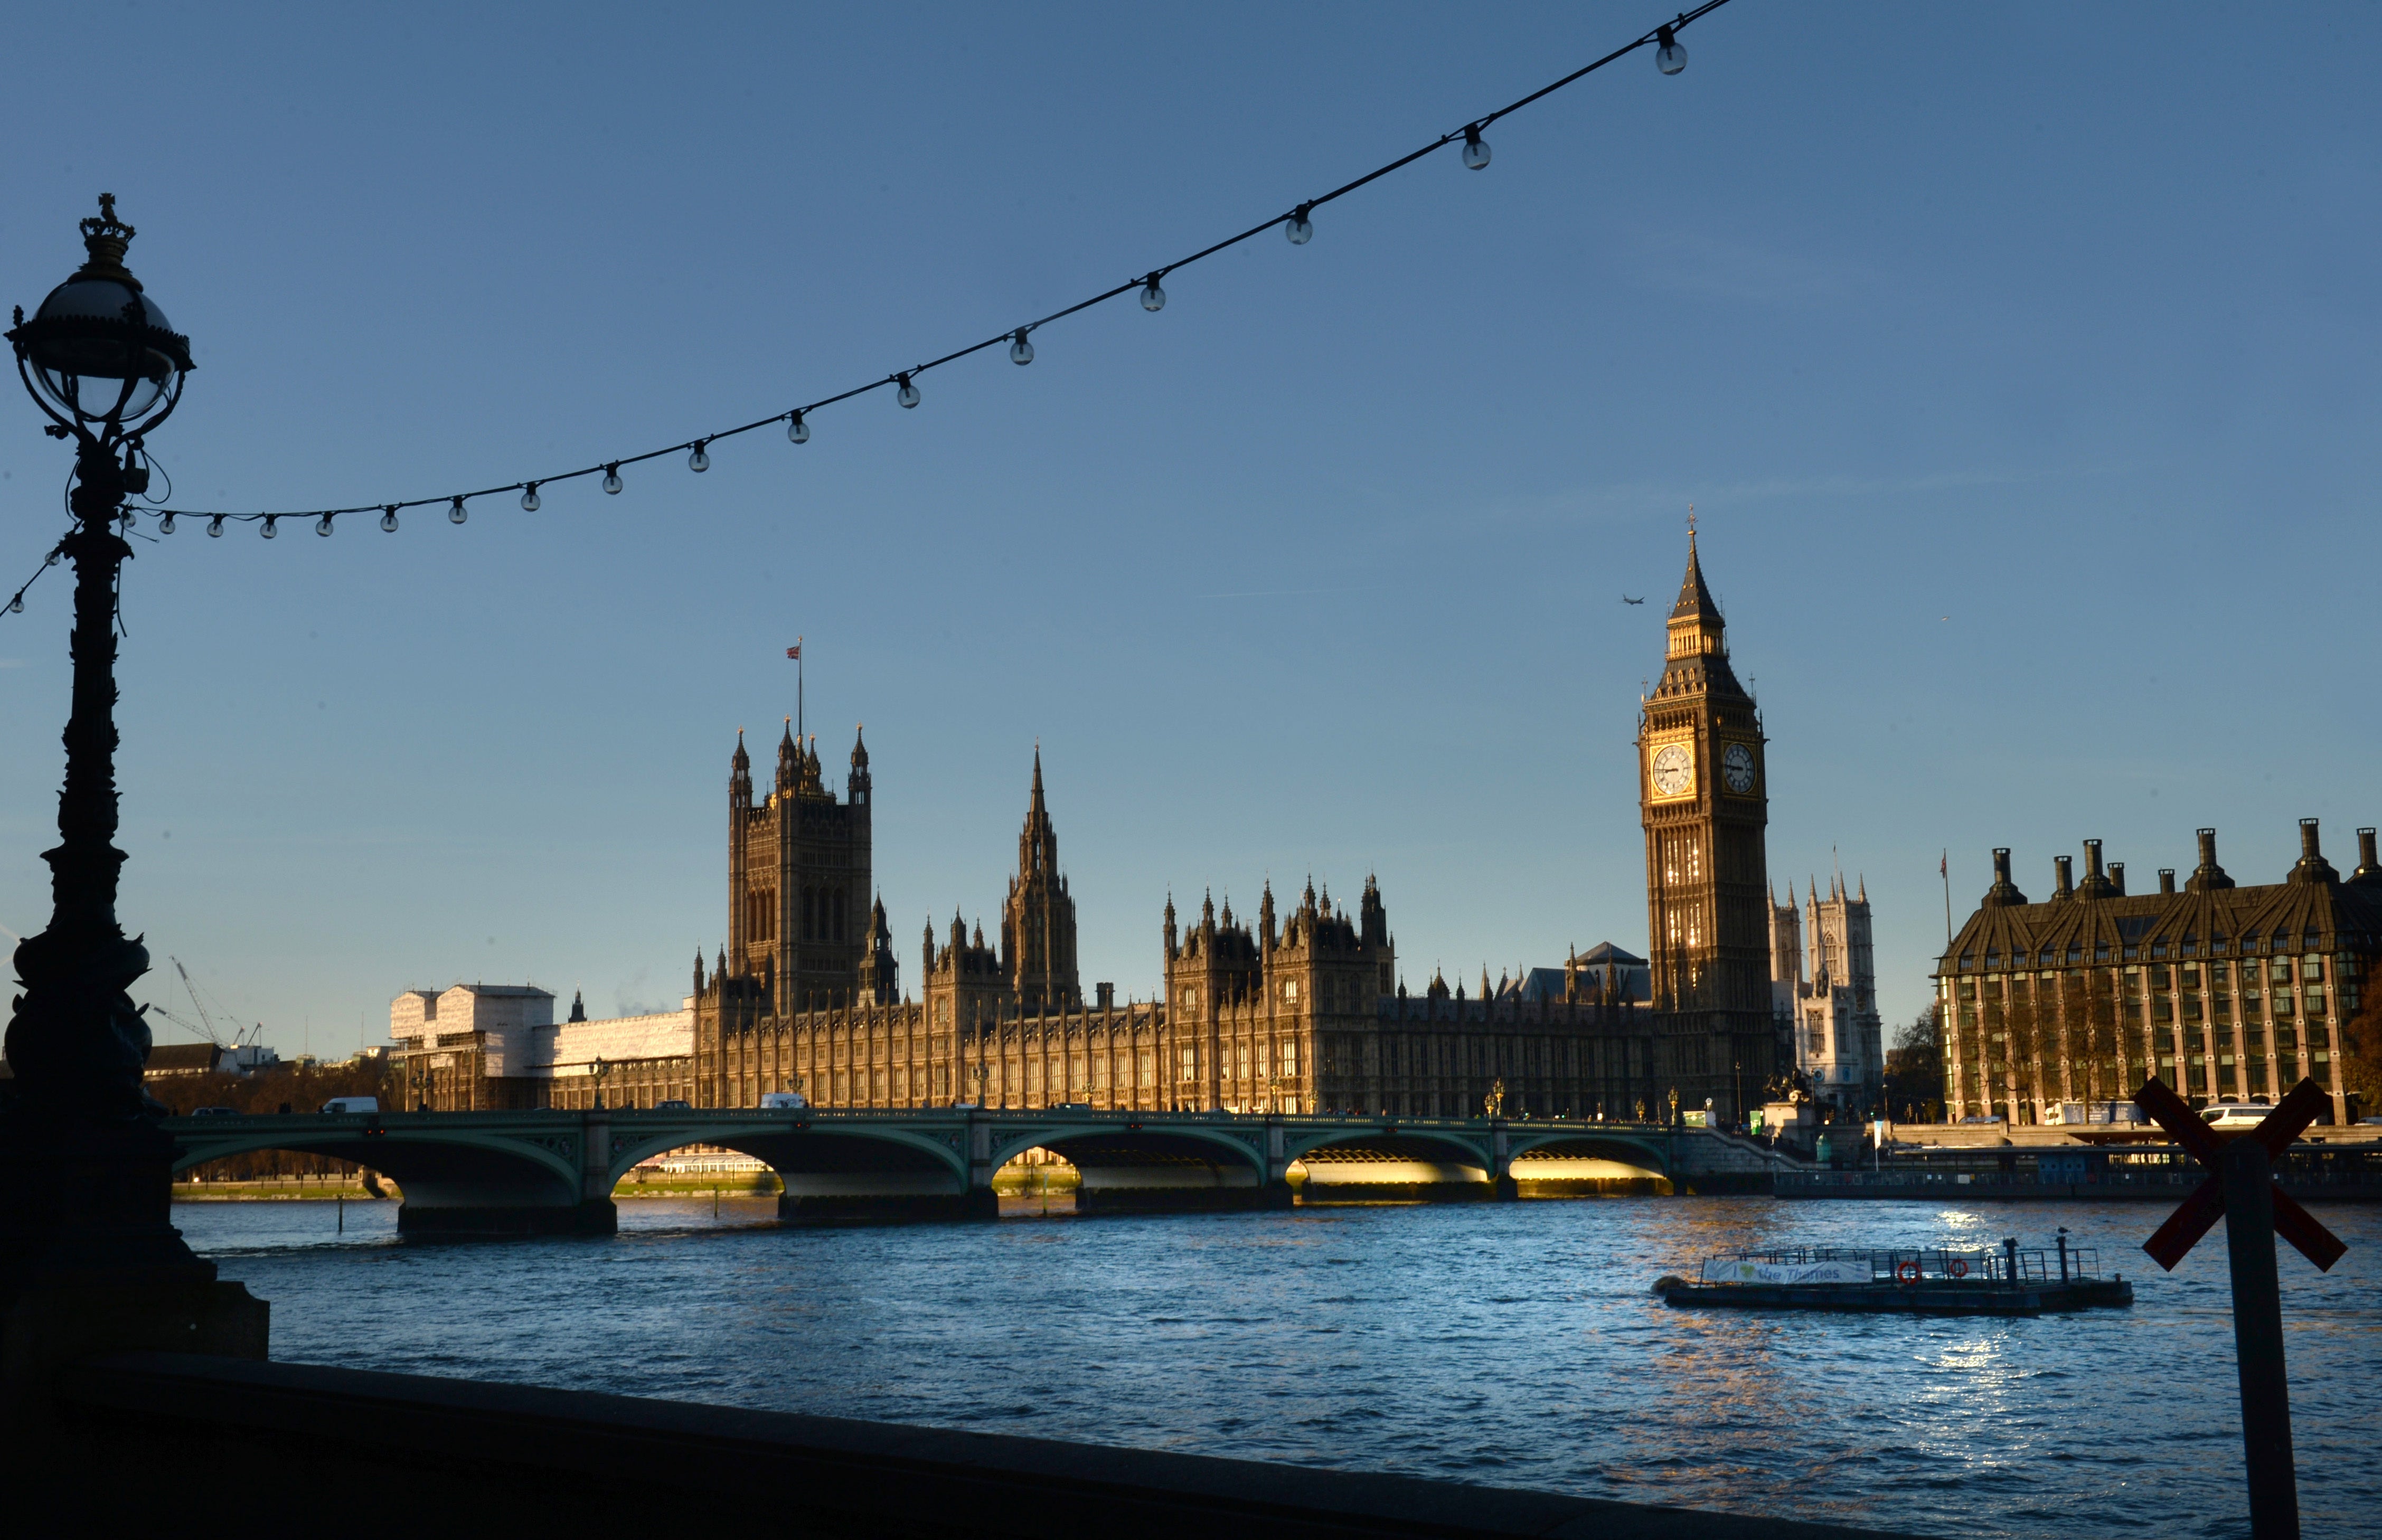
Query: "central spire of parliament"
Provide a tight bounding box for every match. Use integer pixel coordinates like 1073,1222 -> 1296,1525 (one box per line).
1005,747 -> 1080,1011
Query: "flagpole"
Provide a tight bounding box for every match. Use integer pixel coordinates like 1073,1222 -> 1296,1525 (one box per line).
797,635 -> 804,747
1941,850 -> 1954,951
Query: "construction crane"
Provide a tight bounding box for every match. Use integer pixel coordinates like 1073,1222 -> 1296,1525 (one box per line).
154,958 -> 261,1049
146,1000 -> 216,1043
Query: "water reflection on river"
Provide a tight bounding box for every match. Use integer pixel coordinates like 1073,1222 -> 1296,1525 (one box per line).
175,1196 -> 2381,1539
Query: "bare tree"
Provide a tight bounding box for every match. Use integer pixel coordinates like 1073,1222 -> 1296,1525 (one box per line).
2116,976 -> 2151,1095
2340,957 -> 2382,1118
2003,990 -> 2046,1123
1884,1004 -> 1944,1122
2076,971 -> 2121,1106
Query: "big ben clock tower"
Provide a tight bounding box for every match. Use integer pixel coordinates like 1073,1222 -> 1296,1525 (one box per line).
1637,526 -> 1774,1117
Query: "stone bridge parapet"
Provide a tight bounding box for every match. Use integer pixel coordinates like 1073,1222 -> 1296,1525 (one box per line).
167,1108 -> 1762,1233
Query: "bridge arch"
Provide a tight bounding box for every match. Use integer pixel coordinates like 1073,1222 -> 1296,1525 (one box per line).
1502,1131 -> 1672,1194
984,1122 -> 1263,1175
172,1125 -> 586,1225
1505,1130 -> 1671,1173
628,1121 -> 974,1220
605,1122 -> 966,1191
1281,1125 -> 1494,1171
1284,1125 -> 1498,1201
986,1122 -> 1269,1212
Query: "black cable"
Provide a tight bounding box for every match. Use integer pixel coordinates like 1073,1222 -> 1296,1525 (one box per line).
111,2 -> 1735,535
4,534 -> 73,617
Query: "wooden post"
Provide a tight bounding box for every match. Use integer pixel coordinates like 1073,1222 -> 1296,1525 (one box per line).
2220,1138 -> 2298,1540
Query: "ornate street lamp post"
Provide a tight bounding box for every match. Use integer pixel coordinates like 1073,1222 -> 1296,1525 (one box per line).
4,196 -> 189,1124
0,200 -> 260,1363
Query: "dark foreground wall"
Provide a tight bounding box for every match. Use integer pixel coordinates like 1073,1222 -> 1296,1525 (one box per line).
46,1352 -> 1916,1539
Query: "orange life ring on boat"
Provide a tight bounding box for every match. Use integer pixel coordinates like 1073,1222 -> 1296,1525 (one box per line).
1947,1258 -> 1969,1279
1895,1260 -> 1922,1283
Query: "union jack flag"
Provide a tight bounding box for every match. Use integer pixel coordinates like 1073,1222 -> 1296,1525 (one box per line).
786,644 -> 801,659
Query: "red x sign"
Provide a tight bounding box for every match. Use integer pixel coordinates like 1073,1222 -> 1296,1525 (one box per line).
2135,1076 -> 2346,1273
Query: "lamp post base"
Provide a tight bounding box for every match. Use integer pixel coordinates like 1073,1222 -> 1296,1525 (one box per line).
0,1118 -> 269,1472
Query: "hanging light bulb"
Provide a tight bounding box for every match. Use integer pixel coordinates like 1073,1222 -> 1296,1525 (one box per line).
1654,23 -> 1686,74
381,506 -> 399,533
1009,329 -> 1034,366
1285,204 -> 1314,245
788,411 -> 810,443
896,372 -> 919,409
158,512 -> 176,535
316,515 -> 335,537
44,551 -> 58,566
449,497 -> 468,525
1463,125 -> 1492,171
206,516 -> 224,538
602,464 -> 623,494
1140,273 -> 1167,311
688,441 -> 711,473
261,516 -> 279,540
520,483 -> 541,512
7,594 -> 20,614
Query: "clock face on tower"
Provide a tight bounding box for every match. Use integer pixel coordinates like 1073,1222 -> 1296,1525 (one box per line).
1722,742 -> 1756,794
1651,742 -> 1694,797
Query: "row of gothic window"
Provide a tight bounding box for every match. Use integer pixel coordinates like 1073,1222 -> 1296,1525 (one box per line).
741,885 -> 850,943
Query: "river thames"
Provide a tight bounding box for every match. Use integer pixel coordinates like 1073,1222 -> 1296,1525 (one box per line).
176,1195 -> 2379,1538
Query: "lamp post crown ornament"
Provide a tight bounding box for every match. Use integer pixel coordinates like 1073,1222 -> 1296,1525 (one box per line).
76,195 -> 140,288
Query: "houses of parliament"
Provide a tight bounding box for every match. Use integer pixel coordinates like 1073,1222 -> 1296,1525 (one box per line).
396,534 -> 1790,1121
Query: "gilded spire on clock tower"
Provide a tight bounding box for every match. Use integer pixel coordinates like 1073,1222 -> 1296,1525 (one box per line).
1637,527 -> 1775,1117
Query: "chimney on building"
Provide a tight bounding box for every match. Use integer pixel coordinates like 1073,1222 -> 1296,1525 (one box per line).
2159,868 -> 2177,894
2077,839 -> 2116,899
2054,854 -> 2074,900
2287,817 -> 2340,885
1982,847 -> 2028,908
2356,827 -> 2381,884
1096,982 -> 1115,1010
2187,827 -> 2235,893
2108,861 -> 2126,896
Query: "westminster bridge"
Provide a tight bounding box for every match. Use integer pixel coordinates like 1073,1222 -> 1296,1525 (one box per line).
165,1106 -> 1793,1233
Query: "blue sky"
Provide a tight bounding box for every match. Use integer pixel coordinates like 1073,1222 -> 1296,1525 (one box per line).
2,3 -> 2376,1055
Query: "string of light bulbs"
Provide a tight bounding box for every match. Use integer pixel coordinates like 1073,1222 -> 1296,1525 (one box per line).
4,535 -> 71,616
11,0 -> 1727,597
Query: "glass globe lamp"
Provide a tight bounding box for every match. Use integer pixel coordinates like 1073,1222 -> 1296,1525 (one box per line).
6,195 -> 193,448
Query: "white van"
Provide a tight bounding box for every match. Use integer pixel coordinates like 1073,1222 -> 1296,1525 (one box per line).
2201,1101 -> 2273,1129
758,1091 -> 808,1110
320,1096 -> 380,1114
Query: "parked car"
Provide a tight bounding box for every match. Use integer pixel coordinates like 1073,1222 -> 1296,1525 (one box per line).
190,1106 -> 240,1117
654,1099 -> 692,1111
319,1095 -> 380,1114
758,1091 -> 808,1110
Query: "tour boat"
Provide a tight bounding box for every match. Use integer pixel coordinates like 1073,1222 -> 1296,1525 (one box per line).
1654,1239 -> 2133,1316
